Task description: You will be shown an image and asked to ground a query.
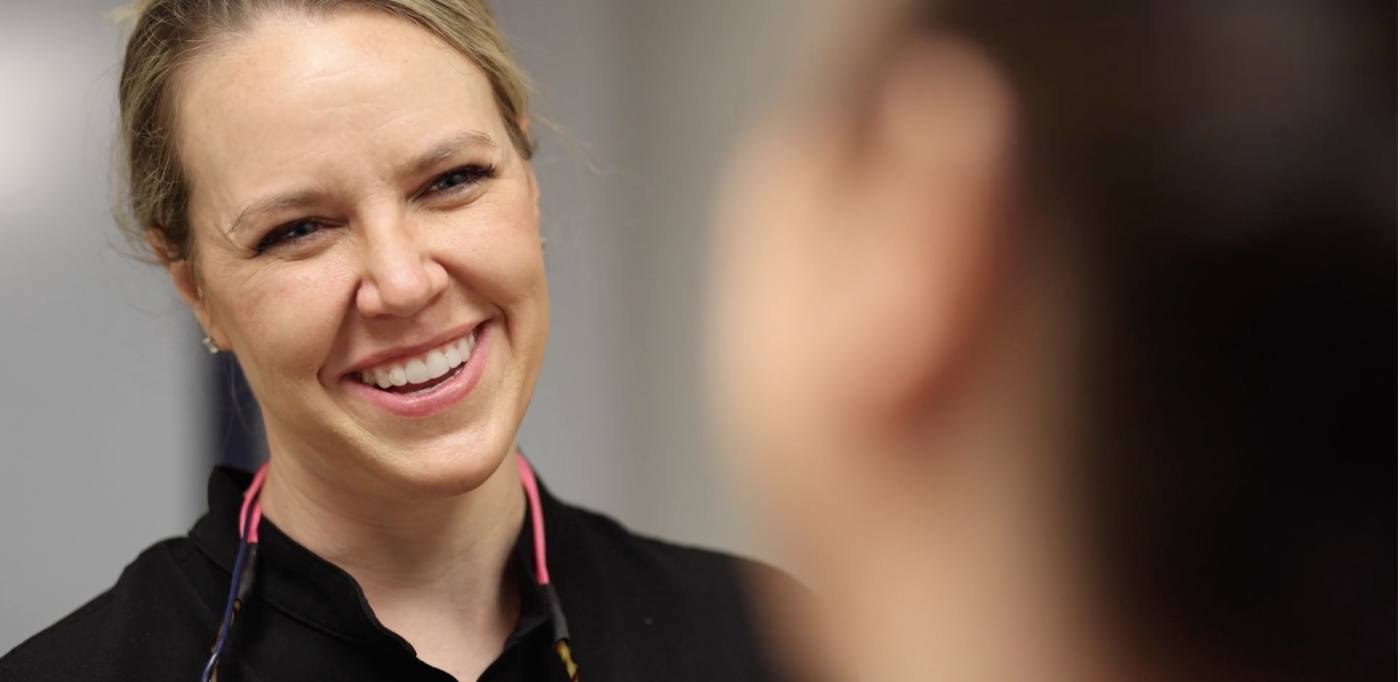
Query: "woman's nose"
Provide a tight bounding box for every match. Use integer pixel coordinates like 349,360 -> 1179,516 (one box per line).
355,216 -> 448,318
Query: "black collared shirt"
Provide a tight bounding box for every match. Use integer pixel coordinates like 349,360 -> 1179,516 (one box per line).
1,467 -> 792,681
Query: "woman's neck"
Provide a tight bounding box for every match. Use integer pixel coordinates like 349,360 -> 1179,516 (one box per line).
254,449 -> 526,678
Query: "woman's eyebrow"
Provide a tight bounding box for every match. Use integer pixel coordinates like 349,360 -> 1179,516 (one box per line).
398,129 -> 497,179
226,191 -> 319,235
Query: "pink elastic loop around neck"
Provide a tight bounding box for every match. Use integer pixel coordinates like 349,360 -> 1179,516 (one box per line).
237,457 -> 545,576
516,453 -> 551,586
240,462 -> 270,544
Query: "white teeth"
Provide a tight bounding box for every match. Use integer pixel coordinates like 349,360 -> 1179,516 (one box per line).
356,329 -> 479,388
405,359 -> 429,384
424,350 -> 449,379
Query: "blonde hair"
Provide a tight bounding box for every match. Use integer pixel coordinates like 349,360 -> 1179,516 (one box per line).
117,0 -> 533,263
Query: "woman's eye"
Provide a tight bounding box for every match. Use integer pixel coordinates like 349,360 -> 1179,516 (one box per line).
255,219 -> 322,253
425,164 -> 495,196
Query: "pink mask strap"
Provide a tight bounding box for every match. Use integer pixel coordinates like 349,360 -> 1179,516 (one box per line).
239,463 -> 270,544
516,453 -> 551,586
238,456 -> 544,574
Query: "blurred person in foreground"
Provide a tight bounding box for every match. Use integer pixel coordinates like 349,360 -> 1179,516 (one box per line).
709,1 -> 1393,681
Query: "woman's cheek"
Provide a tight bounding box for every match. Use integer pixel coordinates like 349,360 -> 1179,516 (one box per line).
239,261 -> 355,390
447,206 -> 545,306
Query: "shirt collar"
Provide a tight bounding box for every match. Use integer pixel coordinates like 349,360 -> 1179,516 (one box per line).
189,465 -> 553,650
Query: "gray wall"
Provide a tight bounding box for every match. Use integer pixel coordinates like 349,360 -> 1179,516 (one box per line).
0,0 -> 204,653
0,0 -> 796,653
498,0 -> 798,558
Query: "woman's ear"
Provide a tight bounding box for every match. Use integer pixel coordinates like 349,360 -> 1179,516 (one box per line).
707,33 -> 1016,438
845,35 -> 1016,426
146,228 -> 225,349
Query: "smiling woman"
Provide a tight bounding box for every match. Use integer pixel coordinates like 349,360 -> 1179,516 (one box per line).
0,2 -> 791,681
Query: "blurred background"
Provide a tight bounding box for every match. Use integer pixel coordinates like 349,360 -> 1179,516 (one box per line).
0,0 -> 801,651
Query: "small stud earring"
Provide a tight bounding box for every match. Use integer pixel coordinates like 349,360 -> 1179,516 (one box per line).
202,336 -> 221,355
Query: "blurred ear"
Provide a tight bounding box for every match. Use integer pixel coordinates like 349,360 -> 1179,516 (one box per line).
146,228 -> 225,350
849,35 -> 1015,426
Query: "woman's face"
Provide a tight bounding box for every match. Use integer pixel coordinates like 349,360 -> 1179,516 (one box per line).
172,9 -> 548,497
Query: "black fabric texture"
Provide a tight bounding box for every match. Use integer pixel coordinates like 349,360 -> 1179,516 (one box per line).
1,466 -> 792,682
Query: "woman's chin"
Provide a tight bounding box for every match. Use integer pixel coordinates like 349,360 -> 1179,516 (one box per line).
371,434 -> 516,497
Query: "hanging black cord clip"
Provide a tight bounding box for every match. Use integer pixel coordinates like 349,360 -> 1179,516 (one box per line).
543,583 -> 579,681
201,534 -> 260,681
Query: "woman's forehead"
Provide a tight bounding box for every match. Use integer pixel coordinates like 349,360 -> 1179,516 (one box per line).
174,9 -> 506,208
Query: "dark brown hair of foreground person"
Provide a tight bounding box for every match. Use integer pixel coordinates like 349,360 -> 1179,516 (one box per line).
920,2 -> 1394,680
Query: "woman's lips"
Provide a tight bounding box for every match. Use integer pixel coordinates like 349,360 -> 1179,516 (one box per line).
342,321 -> 491,418
355,330 -> 477,390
